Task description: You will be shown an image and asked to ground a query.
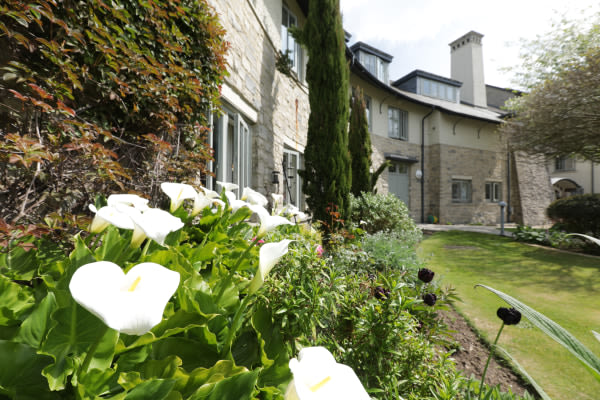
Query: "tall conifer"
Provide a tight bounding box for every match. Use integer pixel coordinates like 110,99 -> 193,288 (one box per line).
349,87 -> 372,196
300,0 -> 351,224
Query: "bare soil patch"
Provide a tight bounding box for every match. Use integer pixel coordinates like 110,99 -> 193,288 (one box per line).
439,307 -> 535,396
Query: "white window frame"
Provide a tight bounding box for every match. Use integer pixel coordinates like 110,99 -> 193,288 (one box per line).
281,5 -> 304,81
210,107 -> 252,192
452,179 -> 472,203
485,182 -> 502,203
388,106 -> 408,140
359,51 -> 388,82
365,95 -> 372,132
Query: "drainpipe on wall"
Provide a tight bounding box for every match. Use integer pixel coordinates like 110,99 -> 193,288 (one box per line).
592,161 -> 595,194
507,151 -> 511,223
421,107 -> 435,223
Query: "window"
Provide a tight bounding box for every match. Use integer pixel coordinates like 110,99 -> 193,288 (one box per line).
388,107 -> 408,140
419,78 -> 458,102
555,156 -> 576,171
210,107 -> 252,192
485,182 -> 502,202
359,51 -> 388,82
282,148 -> 303,208
452,179 -> 472,203
365,95 -> 372,131
281,5 -> 303,80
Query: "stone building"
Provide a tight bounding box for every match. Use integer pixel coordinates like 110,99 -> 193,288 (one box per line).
207,1 -> 552,225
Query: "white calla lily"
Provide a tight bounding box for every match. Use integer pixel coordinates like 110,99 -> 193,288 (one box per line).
69,261 -> 180,335
271,193 -> 284,214
248,239 -> 293,294
217,181 -> 239,193
88,204 -> 135,233
200,187 -> 220,199
284,347 -> 370,400
107,194 -> 150,211
129,207 -> 184,247
161,182 -> 198,212
241,187 -> 268,207
225,191 -> 249,213
249,204 -> 294,238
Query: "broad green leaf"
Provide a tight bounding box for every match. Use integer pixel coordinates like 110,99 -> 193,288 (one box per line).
16,292 -> 58,347
181,360 -> 247,396
0,340 -> 58,399
190,242 -> 218,263
123,378 -> 176,400
476,284 -> 600,381
152,337 -> 219,371
593,330 -> 600,344
0,275 -> 35,326
0,243 -> 37,280
94,226 -> 132,264
231,330 -> 260,369
189,369 -> 259,400
77,368 -> 118,399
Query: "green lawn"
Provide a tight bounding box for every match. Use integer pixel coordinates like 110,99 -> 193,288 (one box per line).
418,231 -> 600,400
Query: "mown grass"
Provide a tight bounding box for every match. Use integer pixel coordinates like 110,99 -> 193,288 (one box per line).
418,231 -> 600,400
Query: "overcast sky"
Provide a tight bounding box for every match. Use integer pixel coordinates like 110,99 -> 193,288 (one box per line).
340,0 -> 599,89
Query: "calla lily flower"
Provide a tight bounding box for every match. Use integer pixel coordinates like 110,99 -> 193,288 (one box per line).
225,191 -> 249,213
248,239 -> 293,294
200,187 -> 220,199
271,193 -> 284,212
249,204 -> 294,238
161,182 -> 198,212
217,181 -> 239,193
241,187 -> 268,207
89,204 -> 135,233
284,347 -> 370,400
107,194 -> 150,211
69,261 -> 180,335
128,207 -> 184,247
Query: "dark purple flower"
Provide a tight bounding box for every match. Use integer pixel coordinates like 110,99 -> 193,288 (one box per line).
418,268 -> 435,283
497,307 -> 521,325
422,293 -> 437,306
374,285 -> 391,300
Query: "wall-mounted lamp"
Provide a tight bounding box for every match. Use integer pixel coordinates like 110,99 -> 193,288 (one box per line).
271,170 -> 280,185
415,169 -> 423,180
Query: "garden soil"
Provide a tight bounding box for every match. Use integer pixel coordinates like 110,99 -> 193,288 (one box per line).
438,308 -> 535,397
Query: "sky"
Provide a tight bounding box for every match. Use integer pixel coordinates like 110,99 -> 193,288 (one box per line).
339,0 -> 600,89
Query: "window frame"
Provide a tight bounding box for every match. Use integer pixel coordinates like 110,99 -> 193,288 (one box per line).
282,147 -> 303,209
485,181 -> 502,203
452,179 -> 472,203
554,156 -> 576,172
388,106 -> 408,141
281,5 -> 304,81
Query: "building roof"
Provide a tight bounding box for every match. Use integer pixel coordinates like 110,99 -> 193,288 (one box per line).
392,69 -> 462,88
349,55 -> 503,124
349,41 -> 394,63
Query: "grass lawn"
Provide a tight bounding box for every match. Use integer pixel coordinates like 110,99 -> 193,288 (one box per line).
418,231 -> 600,400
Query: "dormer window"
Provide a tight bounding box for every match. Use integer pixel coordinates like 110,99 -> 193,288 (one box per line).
281,5 -> 304,80
359,51 -> 389,82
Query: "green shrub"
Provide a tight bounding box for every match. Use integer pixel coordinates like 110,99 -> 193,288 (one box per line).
546,194 -> 600,236
512,225 -> 573,248
349,192 -> 421,237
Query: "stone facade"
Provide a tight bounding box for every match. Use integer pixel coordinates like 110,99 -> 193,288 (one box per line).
207,0 -> 310,202
512,152 -> 553,226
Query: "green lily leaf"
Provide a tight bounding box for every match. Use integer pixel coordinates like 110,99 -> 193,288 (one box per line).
252,304 -> 291,388
94,225 -> 133,264
152,336 -> 220,371
123,378 -> 177,400
16,292 -> 58,348
0,340 -> 58,399
189,368 -> 259,400
77,368 -> 118,399
476,284 -> 600,381
0,274 -> 35,326
180,360 -> 248,396
0,243 -> 37,280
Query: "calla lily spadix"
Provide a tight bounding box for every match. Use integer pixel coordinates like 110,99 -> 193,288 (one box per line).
248,239 -> 293,294
69,261 -> 180,335
284,347 -> 370,400
241,187 -> 268,207
161,182 -> 198,212
248,204 -> 294,238
128,207 -> 184,247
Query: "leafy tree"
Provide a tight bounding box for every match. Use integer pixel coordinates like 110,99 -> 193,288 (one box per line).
501,10 -> 600,161
299,0 -> 351,224
0,0 -> 228,225
349,86 -> 371,196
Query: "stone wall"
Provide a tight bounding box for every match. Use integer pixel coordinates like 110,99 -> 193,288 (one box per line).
208,0 -> 310,198
512,152 -> 553,226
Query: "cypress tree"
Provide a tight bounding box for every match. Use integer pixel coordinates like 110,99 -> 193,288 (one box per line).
300,0 -> 351,224
349,86 -> 372,196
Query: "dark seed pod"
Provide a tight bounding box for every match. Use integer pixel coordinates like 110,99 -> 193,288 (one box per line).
418,268 -> 435,283
422,293 -> 437,306
496,307 -> 521,325
374,285 -> 391,300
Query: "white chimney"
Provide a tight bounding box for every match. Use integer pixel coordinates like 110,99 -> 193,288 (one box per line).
449,31 -> 487,108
